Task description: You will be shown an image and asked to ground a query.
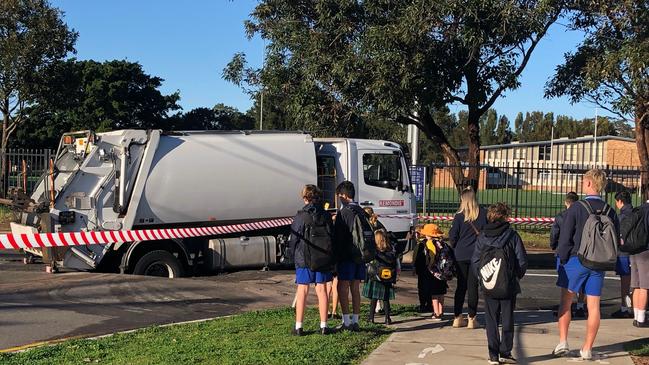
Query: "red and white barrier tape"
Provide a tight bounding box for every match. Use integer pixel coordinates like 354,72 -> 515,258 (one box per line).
0,214 -> 554,251
0,217 -> 293,251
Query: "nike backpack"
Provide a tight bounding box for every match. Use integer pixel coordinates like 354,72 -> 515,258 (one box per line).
577,201 -> 619,270
302,210 -> 335,272
619,207 -> 649,255
348,206 -> 377,264
478,242 -> 514,299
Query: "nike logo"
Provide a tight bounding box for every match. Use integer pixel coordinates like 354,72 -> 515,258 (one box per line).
480,258 -> 502,290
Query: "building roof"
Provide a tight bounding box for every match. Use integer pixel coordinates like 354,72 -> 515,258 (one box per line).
480,135 -> 634,150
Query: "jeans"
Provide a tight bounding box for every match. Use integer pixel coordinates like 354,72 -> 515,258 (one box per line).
454,260 -> 479,317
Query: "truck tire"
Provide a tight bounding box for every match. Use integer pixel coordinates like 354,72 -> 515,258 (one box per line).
132,250 -> 184,278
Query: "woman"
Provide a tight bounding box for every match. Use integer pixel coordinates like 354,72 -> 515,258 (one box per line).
288,185 -> 335,336
449,186 -> 487,329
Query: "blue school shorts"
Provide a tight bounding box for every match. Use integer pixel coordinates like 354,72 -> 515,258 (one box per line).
337,261 -> 366,281
555,256 -> 568,287
295,267 -> 333,284
615,256 -> 631,276
556,256 -> 605,296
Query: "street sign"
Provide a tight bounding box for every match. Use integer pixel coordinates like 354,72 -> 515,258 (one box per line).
409,165 -> 426,204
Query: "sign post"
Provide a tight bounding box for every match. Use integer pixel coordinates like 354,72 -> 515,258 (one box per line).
409,165 -> 426,214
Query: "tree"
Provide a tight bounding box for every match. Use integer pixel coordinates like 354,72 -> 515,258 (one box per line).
546,1 -> 648,195
0,0 -> 77,188
225,1 -> 563,189
15,59 -> 181,148
173,104 -> 255,131
495,115 -> 513,144
480,109 -> 499,146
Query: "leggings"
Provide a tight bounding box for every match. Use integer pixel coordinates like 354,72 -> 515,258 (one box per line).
454,260 -> 479,317
369,285 -> 391,322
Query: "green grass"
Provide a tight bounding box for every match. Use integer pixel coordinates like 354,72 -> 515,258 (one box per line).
0,307 -> 391,365
625,337 -> 649,357
0,205 -> 13,224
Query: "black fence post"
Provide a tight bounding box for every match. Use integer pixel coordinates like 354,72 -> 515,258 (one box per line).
514,161 -> 521,218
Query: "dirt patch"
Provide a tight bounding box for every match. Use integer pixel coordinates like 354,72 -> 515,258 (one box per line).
632,355 -> 649,365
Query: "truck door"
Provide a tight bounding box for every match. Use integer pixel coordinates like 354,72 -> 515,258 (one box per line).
356,150 -> 414,237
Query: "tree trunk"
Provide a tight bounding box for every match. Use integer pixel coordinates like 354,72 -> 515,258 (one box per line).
466,106 -> 481,191
635,102 -> 649,201
1,98 -> 9,198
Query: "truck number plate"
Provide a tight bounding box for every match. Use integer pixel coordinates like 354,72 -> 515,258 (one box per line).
379,200 -> 404,207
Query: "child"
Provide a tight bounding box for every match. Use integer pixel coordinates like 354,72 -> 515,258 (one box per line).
421,224 -> 453,321
414,224 -> 433,313
363,229 -> 397,324
472,203 -> 527,364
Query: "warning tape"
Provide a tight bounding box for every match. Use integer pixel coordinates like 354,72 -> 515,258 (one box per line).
0,214 -> 554,251
0,218 -> 293,251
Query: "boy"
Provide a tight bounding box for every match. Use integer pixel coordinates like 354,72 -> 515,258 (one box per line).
550,192 -> 587,318
612,190 -> 633,318
630,200 -> 649,327
333,181 -> 367,331
472,203 -> 528,364
554,169 -> 619,360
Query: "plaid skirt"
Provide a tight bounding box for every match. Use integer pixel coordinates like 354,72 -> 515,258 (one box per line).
362,279 -> 395,300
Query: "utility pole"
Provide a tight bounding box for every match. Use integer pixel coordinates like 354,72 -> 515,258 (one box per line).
593,107 -> 598,166
407,124 -> 419,165
259,91 -> 264,131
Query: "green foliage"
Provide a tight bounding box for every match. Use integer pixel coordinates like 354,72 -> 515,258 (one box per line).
0,0 -> 77,148
0,307 -> 390,365
173,104 -> 255,131
480,109 -> 512,145
14,59 -> 181,149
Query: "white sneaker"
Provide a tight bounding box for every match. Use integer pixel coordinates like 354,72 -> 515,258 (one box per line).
552,342 -> 570,357
580,349 -> 592,360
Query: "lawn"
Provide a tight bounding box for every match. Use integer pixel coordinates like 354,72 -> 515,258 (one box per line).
0,307 -> 391,365
625,337 -> 649,365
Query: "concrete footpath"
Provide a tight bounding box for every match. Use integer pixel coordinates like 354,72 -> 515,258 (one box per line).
363,311 -> 645,365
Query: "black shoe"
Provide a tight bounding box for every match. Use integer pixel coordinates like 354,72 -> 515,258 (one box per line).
574,307 -> 586,318
499,354 -> 517,364
367,315 -> 375,324
385,316 -> 392,325
320,327 -> 333,335
487,357 -> 500,364
350,323 -> 360,332
292,328 -> 304,336
611,309 -> 634,319
633,320 -> 649,328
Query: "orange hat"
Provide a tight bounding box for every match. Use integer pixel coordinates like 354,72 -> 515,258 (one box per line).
421,224 -> 444,238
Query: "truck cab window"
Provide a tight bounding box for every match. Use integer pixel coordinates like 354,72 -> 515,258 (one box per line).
363,153 -> 402,190
317,156 -> 337,209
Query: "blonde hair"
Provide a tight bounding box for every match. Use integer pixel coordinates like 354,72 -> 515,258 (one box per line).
364,207 -> 379,227
374,229 -> 392,252
583,169 -> 607,193
458,187 -> 479,222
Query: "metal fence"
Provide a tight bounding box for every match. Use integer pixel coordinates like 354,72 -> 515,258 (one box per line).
3,149 -> 53,197
419,162 -> 643,219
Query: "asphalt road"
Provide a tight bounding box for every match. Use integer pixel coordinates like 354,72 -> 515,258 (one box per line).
0,251 -> 625,351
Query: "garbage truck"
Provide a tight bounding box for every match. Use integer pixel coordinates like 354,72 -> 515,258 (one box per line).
6,130 -> 417,277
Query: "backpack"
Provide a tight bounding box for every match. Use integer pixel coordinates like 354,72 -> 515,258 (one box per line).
477,234 -> 516,299
371,251 -> 397,283
347,205 -> 377,264
619,207 -> 649,254
302,210 -> 335,272
428,241 -> 456,281
577,200 -> 619,270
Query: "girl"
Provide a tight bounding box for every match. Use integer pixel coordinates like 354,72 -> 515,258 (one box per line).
414,224 -> 434,313
449,186 -> 487,329
421,224 -> 450,321
363,229 -> 397,324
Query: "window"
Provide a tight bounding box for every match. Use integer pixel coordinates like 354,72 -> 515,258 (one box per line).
363,153 -> 403,189
538,145 -> 551,160
317,156 -> 336,209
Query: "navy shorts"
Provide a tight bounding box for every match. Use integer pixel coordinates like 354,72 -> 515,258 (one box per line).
337,261 -> 366,281
556,256 -> 604,296
615,256 -> 631,276
295,267 -> 333,285
556,256 -> 568,287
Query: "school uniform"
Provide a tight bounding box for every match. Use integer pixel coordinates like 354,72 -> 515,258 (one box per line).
414,239 -> 434,311
364,250 -> 397,323
556,196 -> 619,297
615,204 -> 632,278
334,202 -> 368,281
288,203 -> 334,284
472,221 -> 528,361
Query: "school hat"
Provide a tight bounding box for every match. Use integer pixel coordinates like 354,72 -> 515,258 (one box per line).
421,224 -> 444,238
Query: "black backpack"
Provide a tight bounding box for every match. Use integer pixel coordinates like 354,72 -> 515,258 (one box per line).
619,207 -> 649,254
477,235 -> 515,299
370,251 -> 397,283
346,205 -> 377,264
302,210 -> 335,272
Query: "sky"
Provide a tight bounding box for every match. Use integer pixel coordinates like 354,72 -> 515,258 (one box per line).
52,0 -> 614,126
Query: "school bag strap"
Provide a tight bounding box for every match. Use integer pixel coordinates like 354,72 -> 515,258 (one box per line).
578,199 -> 611,216
468,221 -> 480,236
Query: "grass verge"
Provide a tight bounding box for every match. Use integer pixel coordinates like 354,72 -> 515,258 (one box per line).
626,337 -> 649,356
0,307 -> 391,365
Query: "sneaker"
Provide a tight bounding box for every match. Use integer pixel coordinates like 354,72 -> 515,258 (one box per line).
467,316 -> 482,329
431,314 -> 443,322
499,354 -> 517,364
574,307 -> 587,318
292,328 -> 304,336
487,357 -> 500,364
580,349 -> 592,360
552,342 -> 570,357
350,322 -> 361,332
611,309 -> 633,319
633,320 -> 649,328
453,316 -> 467,328
320,327 -> 333,335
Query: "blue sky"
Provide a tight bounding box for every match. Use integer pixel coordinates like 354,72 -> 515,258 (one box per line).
53,1 -> 612,125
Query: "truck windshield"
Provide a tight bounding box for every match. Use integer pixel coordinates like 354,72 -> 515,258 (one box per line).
363,153 -> 403,189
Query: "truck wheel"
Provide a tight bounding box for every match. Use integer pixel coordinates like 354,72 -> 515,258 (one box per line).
132,250 -> 184,278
